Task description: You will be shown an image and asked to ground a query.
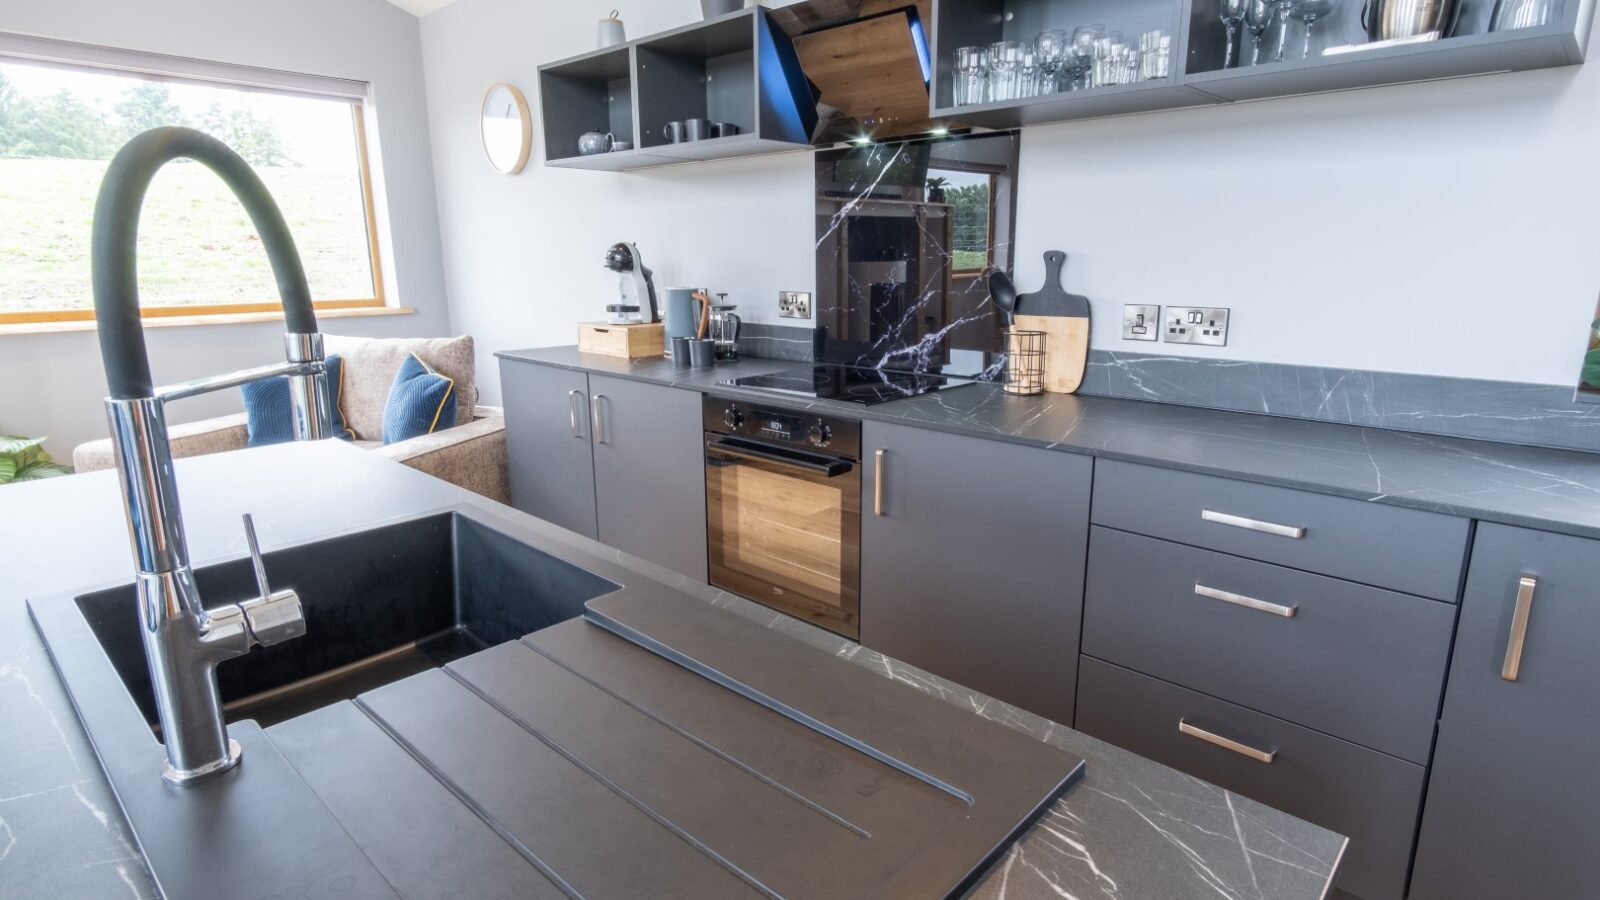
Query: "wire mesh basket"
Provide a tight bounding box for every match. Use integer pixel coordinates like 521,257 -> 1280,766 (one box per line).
1003,329 -> 1046,396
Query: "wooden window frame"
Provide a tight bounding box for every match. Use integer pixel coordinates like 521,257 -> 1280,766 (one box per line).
0,100 -> 386,327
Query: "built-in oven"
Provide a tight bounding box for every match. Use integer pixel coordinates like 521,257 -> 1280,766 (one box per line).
703,397 -> 861,640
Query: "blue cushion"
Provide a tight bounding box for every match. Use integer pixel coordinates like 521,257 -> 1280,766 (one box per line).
241,354 -> 356,448
382,352 -> 457,445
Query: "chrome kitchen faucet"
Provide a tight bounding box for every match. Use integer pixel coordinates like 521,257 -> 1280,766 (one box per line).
92,127 -> 332,785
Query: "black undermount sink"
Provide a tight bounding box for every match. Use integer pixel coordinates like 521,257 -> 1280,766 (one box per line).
74,513 -> 620,731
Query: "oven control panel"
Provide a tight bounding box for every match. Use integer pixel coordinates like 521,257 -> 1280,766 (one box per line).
703,397 -> 861,459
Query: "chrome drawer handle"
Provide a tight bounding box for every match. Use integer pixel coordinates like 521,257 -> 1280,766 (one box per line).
1195,583 -> 1298,618
874,449 -> 886,517
591,394 -> 607,445
1201,509 -> 1307,539
1179,719 -> 1277,764
1500,575 -> 1538,682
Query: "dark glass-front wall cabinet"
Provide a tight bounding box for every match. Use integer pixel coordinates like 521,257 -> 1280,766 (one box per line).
1410,524 -> 1600,900
859,420 -> 1091,726
539,8 -> 816,171
500,360 -> 707,582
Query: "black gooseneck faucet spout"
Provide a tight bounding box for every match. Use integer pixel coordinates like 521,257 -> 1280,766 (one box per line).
93,127 -> 329,785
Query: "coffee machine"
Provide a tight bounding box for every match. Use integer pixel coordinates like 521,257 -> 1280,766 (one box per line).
603,243 -> 658,324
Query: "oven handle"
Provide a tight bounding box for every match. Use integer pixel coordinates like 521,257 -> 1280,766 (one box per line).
706,438 -> 855,478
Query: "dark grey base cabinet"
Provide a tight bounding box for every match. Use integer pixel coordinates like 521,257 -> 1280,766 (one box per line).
500,361 -> 707,583
859,421 -> 1090,727
500,359 -> 599,541
1410,524 -> 1600,900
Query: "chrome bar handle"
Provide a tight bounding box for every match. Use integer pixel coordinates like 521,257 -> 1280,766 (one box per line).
1179,719 -> 1277,763
591,394 -> 607,445
1195,583 -> 1298,618
568,390 -> 585,439
154,359 -> 321,403
1201,509 -> 1307,539
1500,575 -> 1538,682
874,449 -> 887,517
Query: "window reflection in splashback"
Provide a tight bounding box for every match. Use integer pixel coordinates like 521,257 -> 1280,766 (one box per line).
814,131 -> 1019,375
1578,294 -> 1600,404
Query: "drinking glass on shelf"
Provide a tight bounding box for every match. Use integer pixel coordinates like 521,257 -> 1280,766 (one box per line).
1271,0 -> 1295,62
1020,51 -> 1041,98
1245,0 -> 1274,65
1069,25 -> 1104,89
953,46 -> 990,106
1219,0 -> 1248,68
1492,0 -> 1561,30
1035,29 -> 1069,94
988,40 -> 1028,101
1291,0 -> 1339,58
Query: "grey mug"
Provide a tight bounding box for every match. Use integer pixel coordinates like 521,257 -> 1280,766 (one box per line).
663,121 -> 687,143
685,118 -> 712,141
711,122 -> 741,138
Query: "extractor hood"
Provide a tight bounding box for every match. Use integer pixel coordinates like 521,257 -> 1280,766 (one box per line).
771,1 -> 950,144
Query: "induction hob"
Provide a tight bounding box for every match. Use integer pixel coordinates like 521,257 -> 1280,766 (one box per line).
725,364 -> 975,406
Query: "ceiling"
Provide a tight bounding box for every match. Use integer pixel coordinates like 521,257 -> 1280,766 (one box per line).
382,0 -> 460,16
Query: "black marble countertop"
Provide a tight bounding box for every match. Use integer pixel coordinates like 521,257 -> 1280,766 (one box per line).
498,347 -> 1600,540
1,441 -> 1343,899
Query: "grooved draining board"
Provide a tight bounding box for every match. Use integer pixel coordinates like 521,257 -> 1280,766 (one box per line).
266,589 -> 1084,900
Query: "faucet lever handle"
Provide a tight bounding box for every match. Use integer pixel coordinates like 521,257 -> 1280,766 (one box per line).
242,514 -> 273,599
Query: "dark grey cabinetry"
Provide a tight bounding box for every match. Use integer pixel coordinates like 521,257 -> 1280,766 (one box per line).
499,361 -> 706,582
500,359 -> 598,540
588,374 -> 708,583
1410,524 -> 1600,900
859,421 -> 1091,726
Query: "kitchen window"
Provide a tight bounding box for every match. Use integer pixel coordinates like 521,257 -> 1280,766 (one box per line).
929,167 -> 994,276
0,34 -> 384,327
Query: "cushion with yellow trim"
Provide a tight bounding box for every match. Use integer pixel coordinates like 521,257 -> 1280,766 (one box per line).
381,352 -> 457,445
241,354 -> 356,448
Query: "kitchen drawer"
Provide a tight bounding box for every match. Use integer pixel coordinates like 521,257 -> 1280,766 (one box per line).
1077,657 -> 1425,900
1092,460 -> 1468,601
1084,527 -> 1454,763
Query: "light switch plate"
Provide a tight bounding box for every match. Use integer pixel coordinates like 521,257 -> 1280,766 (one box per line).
1122,304 -> 1159,341
1164,306 -> 1229,346
779,291 -> 812,319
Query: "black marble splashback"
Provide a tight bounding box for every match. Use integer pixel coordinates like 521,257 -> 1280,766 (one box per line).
813,132 -> 1019,374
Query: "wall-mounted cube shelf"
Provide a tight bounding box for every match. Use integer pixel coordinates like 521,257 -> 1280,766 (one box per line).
538,8 -> 816,171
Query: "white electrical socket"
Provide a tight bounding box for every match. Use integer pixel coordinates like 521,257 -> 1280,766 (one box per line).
779,291 -> 812,319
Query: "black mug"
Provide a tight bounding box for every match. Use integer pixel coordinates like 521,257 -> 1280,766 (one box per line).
663,121 -> 687,143
711,122 -> 740,138
685,118 -> 712,141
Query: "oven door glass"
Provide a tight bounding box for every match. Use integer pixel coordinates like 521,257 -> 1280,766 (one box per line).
705,437 -> 861,639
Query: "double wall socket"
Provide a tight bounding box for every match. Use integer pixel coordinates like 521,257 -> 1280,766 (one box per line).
779,291 -> 812,319
1164,307 -> 1229,346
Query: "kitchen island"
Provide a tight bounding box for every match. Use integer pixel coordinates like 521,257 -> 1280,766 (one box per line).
0,441 -> 1343,899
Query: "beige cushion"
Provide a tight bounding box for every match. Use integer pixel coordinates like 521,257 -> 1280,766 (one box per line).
323,334 -> 478,440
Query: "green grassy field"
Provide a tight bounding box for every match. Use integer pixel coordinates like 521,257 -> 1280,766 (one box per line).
0,158 -> 374,312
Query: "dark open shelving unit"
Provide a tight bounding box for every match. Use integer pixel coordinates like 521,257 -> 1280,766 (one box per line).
537,0 -> 1592,172
928,0 -> 1594,127
538,8 -> 816,171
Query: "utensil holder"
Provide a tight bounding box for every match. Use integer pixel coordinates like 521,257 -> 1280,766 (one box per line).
1003,329 -> 1047,396
688,338 -> 716,368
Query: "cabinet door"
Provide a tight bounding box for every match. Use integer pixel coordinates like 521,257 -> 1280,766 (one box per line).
1410,524 -> 1600,900
498,360 -> 598,540
589,375 -> 708,583
860,421 -> 1090,726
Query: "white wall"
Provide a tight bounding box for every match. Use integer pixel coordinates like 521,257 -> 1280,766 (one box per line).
419,0 -> 814,406
422,1 -> 1600,399
0,0 -> 452,458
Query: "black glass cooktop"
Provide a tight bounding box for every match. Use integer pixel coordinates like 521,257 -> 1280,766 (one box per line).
725,364 -> 975,406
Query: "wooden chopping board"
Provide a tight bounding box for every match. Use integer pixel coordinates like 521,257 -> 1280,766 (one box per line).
1014,313 -> 1089,394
